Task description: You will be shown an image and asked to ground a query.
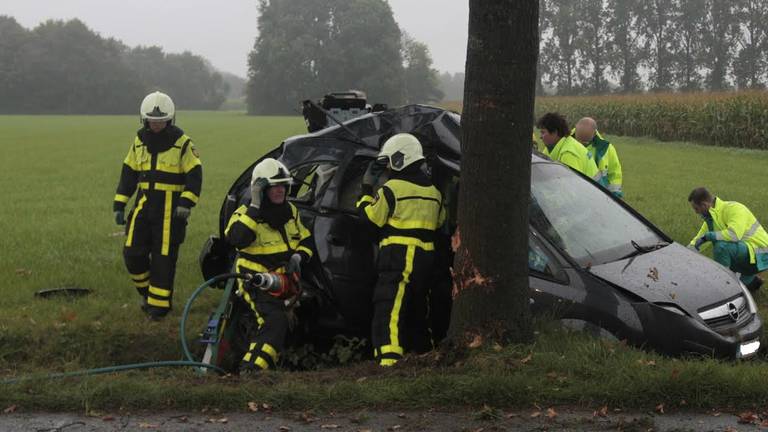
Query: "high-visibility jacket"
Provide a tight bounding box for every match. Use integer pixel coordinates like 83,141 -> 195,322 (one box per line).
225,203 -> 314,274
585,131 -> 623,196
544,136 -> 603,184
356,175 -> 445,251
689,197 -> 768,271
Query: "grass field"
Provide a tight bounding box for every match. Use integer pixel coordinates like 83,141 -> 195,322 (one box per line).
1,111 -> 768,412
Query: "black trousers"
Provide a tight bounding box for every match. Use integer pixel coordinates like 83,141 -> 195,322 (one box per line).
122,195 -> 186,313
371,244 -> 434,366
237,273 -> 288,371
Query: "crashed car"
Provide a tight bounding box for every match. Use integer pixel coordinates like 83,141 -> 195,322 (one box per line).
199,104 -> 762,369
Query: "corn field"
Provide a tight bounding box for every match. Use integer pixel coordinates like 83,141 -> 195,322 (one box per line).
443,91 -> 768,149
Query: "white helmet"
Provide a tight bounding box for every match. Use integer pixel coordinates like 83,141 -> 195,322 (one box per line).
251,158 -> 292,187
378,133 -> 424,171
140,91 -> 175,124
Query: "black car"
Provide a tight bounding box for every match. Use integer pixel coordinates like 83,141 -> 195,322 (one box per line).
199,104 -> 762,366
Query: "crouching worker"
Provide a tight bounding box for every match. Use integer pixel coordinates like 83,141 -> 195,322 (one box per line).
688,187 -> 768,292
225,158 -> 314,372
356,133 -> 445,367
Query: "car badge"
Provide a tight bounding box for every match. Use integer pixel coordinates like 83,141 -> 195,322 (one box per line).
727,302 -> 739,322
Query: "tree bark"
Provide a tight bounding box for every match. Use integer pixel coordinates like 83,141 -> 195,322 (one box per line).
447,0 -> 537,347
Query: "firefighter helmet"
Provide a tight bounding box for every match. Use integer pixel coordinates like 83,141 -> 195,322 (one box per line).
251,158 -> 293,187
378,133 -> 425,171
140,91 -> 175,124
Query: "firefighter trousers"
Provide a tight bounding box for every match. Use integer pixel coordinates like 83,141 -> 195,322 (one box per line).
238,283 -> 288,371
122,195 -> 187,314
372,243 -> 434,366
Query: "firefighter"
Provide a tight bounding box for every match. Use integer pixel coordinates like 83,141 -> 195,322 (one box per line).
537,112 -> 603,184
574,117 -> 623,198
688,187 -> 768,292
224,158 -> 314,372
356,133 -> 445,366
114,91 -> 202,320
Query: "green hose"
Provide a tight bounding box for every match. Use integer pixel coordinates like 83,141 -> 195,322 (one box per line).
2,273 -> 251,384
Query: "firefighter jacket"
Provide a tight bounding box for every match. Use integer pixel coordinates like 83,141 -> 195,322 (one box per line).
689,197 -> 768,271
356,168 -> 445,251
544,136 -> 603,185
585,130 -> 623,196
224,202 -> 314,274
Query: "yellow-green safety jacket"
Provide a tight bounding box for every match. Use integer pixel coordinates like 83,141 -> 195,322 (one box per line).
585,131 -> 623,196
543,136 -> 603,184
689,197 -> 768,271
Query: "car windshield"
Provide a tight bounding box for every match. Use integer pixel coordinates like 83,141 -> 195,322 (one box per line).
530,162 -> 665,267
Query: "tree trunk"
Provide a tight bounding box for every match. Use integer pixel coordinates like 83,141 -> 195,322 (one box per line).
447,0 -> 537,347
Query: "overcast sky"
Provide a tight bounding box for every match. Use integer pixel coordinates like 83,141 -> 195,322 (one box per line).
3,0 -> 468,77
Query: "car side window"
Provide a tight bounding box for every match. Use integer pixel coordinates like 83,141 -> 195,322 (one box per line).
529,234 -> 567,283
289,162 -> 338,204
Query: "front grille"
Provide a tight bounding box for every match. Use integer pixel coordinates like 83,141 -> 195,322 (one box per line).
699,296 -> 751,332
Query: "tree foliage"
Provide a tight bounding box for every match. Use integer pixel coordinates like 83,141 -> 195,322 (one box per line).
0,16 -> 228,114
246,0 -> 441,114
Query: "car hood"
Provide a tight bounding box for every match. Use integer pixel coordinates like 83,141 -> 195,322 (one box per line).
589,242 -> 742,314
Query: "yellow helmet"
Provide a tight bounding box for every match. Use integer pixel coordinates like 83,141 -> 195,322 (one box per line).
140,91 -> 175,124
378,133 -> 424,171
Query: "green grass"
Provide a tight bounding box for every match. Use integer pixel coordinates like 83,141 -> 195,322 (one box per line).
1,112 -> 768,411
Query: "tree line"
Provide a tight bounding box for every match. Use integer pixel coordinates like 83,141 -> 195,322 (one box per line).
537,0 -> 768,95
246,0 -> 444,115
0,16 -> 229,114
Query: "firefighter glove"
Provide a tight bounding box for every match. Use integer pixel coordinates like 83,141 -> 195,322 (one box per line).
174,206 -> 191,220
250,177 -> 269,209
115,210 -> 126,226
285,253 -> 302,276
362,159 -> 386,188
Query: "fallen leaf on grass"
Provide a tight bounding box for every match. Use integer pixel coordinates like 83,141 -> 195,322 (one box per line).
321,425 -> 340,429
279,426 -> 291,431
3,405 -> 17,414
138,423 -> 158,429
299,411 -> 316,423
101,415 -> 115,421
546,408 -> 558,419
655,403 -> 664,414
505,413 -> 519,419
520,354 -> 532,365
530,411 -> 541,418
14,269 -> 32,276
760,419 -> 768,427
738,411 -> 759,424
711,412 -> 721,417
388,426 -> 402,431
670,369 -> 680,380
468,334 -> 483,349
593,405 -> 608,417
356,377 -> 367,383
247,401 -> 259,412
108,231 -> 124,237
397,413 -> 406,418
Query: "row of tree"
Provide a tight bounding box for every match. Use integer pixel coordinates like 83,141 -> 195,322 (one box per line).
0,16 -> 229,114
536,0 -> 768,95
246,0 -> 443,115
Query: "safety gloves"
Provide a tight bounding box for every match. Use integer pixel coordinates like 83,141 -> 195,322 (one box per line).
250,177 -> 270,209
285,253 -> 302,277
694,232 -> 717,250
115,210 -> 126,226
362,159 -> 388,188
174,206 -> 191,220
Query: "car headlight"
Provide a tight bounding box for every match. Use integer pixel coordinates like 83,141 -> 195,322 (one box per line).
740,281 -> 758,314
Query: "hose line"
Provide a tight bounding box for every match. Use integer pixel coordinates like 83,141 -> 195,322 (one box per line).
2,273 -> 251,384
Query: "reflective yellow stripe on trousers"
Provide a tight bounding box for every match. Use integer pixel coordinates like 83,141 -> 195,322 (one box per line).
125,195 -> 147,247
388,245 -> 416,352
162,191 -> 172,255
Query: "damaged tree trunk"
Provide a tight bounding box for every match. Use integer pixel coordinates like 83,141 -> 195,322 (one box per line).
447,0 -> 538,347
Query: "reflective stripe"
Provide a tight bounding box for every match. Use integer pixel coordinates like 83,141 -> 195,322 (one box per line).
147,297 -> 170,308
131,272 -> 150,281
254,357 -> 270,370
607,184 -> 622,193
380,358 -> 398,367
388,245 -> 415,351
379,345 -> 404,355
380,236 -> 434,250
356,195 -> 375,207
125,195 -> 147,247
715,232 -> 725,241
114,194 -> 131,204
138,182 -> 185,192
133,280 -> 149,288
238,213 -> 260,233
388,218 -> 439,230
243,351 -> 252,362
297,245 -> 313,258
236,258 -> 270,273
161,191 -> 172,256
243,244 -> 291,255
756,248 -> 768,255
262,343 -> 279,363
149,286 -> 171,297
181,190 -> 199,204
744,221 -> 761,240
728,228 -> 739,241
